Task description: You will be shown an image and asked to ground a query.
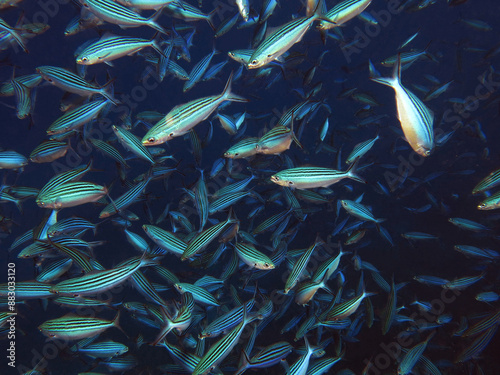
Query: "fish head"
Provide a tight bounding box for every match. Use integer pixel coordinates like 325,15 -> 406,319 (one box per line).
142,133 -> 170,146
247,58 -> 265,69
76,55 -> 92,65
270,174 -> 287,187
415,143 -> 433,157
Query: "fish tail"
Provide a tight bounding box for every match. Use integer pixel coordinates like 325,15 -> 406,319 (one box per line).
147,9 -> 169,35
150,33 -> 166,58
346,159 -> 366,184
371,53 -> 401,87
206,8 -> 217,31
221,71 -> 247,103
290,112 -> 304,149
102,78 -> 120,106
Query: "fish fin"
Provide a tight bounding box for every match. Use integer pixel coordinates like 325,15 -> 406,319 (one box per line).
101,77 -> 120,105
221,71 -> 248,102
206,8 -> 217,31
345,159 -> 366,184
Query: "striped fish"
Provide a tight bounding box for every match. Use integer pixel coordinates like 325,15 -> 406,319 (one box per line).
224,137 -> 260,159
371,54 -> 434,157
74,340 -> 128,358
345,134 -> 379,164
29,140 -> 70,163
174,283 -> 219,306
287,336 -> 315,375
477,190 -> 500,210
36,66 -> 118,104
184,47 -> 218,92
50,255 -> 157,296
11,78 -> 34,120
472,168 -> 500,194
318,0 -> 372,30
142,225 -> 187,256
295,273 -> 331,305
89,138 -> 129,167
340,199 -> 384,224
0,73 -> 42,96
193,306 -> 258,375
0,281 -> 53,299
76,34 -> 164,66
442,273 -> 484,290
248,2 -> 326,69
235,341 -> 292,375
0,150 -> 28,170
142,72 -> 247,145
99,177 -> 151,218
38,312 -> 121,340
80,0 -> 168,34
38,160 -> 92,196
181,212 -> 238,260
235,242 -> 275,270
256,123 -> 302,155
47,99 -> 110,135
271,163 -> 365,190
0,17 -> 28,53
284,238 -> 323,294
398,332 -> 435,375
36,181 -> 107,209
326,289 -> 373,321
152,292 -> 194,345
112,125 -> 155,164
199,299 -> 255,339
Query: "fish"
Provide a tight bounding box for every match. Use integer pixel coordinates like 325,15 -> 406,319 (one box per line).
142,72 -> 247,145
76,34 -> 164,66
80,0 -> 168,34
248,1 -> 327,69
36,182 -> 108,209
371,54 -> 434,157
271,161 -> 365,189
39,312 -> 121,340
36,66 -> 119,104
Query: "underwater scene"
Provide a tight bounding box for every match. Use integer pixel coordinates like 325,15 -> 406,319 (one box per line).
0,0 -> 499,374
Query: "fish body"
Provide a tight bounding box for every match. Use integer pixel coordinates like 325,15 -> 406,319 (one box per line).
142,73 -> 246,145
271,163 -> 364,190
76,35 -> 163,65
371,54 -> 434,157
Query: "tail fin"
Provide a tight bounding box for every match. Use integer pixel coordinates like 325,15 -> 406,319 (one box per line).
206,9 -> 217,31
147,9 -> 169,35
290,112 -> 304,149
101,78 -> 120,105
346,159 -> 366,184
150,32 -> 166,58
371,53 -> 401,88
221,72 -> 248,103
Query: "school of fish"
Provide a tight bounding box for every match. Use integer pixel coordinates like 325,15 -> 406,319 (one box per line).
0,0 -> 499,374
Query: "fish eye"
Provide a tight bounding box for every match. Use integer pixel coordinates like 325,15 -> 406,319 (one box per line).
147,137 -> 155,143
288,181 -> 293,185
81,57 -> 88,62
251,60 -> 257,65
169,132 -> 174,138
265,262 -> 270,268
234,153 -> 239,156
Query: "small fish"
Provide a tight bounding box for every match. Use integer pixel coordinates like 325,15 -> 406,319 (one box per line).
271,161 -> 365,189
142,72 -> 246,145
371,54 -> 434,157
